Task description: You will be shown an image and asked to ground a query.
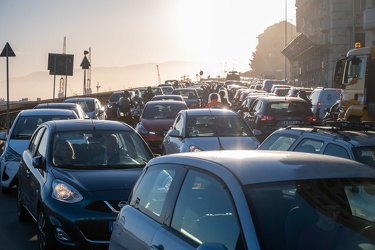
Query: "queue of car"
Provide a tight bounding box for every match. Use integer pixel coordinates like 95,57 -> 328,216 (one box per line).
2,82 -> 375,250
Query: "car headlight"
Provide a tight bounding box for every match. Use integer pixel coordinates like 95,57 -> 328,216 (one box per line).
52,179 -> 83,203
3,146 -> 21,162
136,124 -> 149,135
189,146 -> 202,152
107,104 -> 113,108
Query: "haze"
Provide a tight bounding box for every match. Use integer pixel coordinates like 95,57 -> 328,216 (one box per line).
0,0 -> 296,100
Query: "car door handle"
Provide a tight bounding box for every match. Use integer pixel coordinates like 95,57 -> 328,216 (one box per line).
150,245 -> 164,250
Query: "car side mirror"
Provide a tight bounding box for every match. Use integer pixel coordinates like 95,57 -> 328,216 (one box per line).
252,129 -> 262,136
32,155 -> 45,170
168,129 -> 181,138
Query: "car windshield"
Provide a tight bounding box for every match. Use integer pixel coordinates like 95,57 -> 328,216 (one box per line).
10,115 -> 76,140
109,92 -> 123,102
77,100 -> 95,113
186,115 -> 252,137
247,178 -> 375,250
52,130 -> 152,168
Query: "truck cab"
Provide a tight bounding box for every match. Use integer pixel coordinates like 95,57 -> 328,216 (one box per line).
334,46 -> 375,121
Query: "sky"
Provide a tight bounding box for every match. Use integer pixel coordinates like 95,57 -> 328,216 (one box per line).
0,0 -> 296,95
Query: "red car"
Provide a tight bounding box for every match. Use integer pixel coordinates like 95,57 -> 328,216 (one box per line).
135,100 -> 188,154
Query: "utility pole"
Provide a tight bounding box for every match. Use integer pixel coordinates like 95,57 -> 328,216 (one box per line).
156,65 -> 161,84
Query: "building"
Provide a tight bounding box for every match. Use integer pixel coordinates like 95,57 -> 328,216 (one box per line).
283,0 -> 375,88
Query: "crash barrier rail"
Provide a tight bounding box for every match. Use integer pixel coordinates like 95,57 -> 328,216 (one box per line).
0,91 -> 114,130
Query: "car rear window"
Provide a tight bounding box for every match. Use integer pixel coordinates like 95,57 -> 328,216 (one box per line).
266,101 -> 311,114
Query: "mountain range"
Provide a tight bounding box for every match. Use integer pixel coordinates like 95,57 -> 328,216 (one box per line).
0,61 -> 207,101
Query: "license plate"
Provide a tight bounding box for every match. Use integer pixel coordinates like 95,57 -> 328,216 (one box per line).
109,221 -> 115,232
280,120 -> 300,126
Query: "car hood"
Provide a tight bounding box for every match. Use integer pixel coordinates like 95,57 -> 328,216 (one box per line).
7,139 -> 30,155
140,118 -> 175,131
51,167 -> 143,192
183,137 -> 260,150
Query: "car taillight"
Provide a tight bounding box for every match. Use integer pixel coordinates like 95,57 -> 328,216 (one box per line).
258,114 -> 275,121
317,102 -> 321,106
305,115 -> 317,122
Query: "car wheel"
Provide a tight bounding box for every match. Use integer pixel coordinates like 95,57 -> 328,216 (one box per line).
37,208 -> 55,250
17,187 -> 30,221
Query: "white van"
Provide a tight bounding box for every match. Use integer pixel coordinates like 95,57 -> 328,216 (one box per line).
309,87 -> 341,121
262,79 -> 286,92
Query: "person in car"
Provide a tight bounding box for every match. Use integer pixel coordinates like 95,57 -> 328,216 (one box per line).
219,90 -> 231,109
143,86 -> 155,104
54,140 -> 75,165
206,93 -> 222,108
89,135 -> 120,165
298,90 -> 312,108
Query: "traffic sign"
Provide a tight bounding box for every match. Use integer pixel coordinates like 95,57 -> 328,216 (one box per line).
80,55 -> 90,69
0,43 -> 16,57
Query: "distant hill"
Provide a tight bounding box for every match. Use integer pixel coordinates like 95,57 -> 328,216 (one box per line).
0,61 -> 204,101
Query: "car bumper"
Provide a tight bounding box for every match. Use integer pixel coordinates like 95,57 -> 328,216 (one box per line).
1,160 -> 20,188
42,191 -> 129,249
141,134 -> 164,154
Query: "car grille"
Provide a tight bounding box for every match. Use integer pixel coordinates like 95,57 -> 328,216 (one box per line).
86,200 -> 123,213
76,220 -> 113,241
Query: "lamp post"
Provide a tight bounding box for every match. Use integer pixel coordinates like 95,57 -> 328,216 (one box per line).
285,0 -> 288,81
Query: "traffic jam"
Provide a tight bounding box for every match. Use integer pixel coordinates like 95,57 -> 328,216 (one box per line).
2,50 -> 375,249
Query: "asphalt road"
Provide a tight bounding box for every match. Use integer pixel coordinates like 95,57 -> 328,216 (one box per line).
0,189 -> 39,250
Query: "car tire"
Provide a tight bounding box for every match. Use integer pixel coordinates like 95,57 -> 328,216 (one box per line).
37,208 -> 55,250
17,187 -> 30,222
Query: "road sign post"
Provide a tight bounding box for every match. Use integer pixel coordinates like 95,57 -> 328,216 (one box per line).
80,52 -> 90,96
0,43 -> 16,134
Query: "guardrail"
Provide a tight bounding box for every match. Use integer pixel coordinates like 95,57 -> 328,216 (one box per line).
0,91 -> 114,130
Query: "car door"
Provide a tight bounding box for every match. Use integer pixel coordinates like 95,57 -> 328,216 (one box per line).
248,99 -> 262,129
152,168 -> 245,250
163,113 -> 185,154
19,126 -> 48,217
111,165 -> 184,250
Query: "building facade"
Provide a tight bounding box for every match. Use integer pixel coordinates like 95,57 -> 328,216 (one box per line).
283,0 -> 375,88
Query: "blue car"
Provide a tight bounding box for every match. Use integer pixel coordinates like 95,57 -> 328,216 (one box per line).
17,120 -> 154,250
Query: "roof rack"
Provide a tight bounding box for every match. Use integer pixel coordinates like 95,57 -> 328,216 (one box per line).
324,121 -> 375,132
285,121 -> 375,142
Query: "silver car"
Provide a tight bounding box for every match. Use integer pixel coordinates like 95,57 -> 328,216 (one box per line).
109,150 -> 375,250
0,109 -> 78,192
162,109 -> 260,154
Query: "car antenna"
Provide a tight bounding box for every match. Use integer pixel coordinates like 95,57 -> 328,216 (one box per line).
209,108 -> 224,150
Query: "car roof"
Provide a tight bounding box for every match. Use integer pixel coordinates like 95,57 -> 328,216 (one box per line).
64,97 -> 96,102
180,108 -> 238,116
151,94 -> 184,100
148,150 -> 375,184
42,119 -> 133,132
255,96 -> 307,102
270,125 -> 375,147
144,100 -> 187,106
35,102 -> 79,108
18,108 -> 79,116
